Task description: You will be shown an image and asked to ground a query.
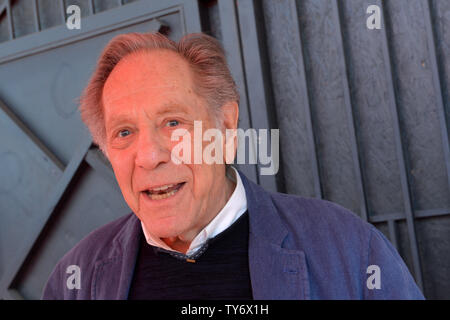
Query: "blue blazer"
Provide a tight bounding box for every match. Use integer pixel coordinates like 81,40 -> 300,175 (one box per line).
42,170 -> 424,299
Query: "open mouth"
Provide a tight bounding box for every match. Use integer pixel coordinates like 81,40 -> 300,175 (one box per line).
142,182 -> 185,200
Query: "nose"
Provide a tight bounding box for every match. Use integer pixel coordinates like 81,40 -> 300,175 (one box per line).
135,128 -> 171,170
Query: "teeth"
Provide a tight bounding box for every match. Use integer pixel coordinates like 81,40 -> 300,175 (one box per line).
150,184 -> 174,192
147,188 -> 178,200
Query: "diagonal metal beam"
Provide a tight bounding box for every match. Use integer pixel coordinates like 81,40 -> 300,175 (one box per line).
0,99 -> 64,170
84,147 -> 119,189
0,0 -> 177,64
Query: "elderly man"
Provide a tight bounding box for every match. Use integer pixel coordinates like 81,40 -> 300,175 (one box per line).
42,32 -> 423,300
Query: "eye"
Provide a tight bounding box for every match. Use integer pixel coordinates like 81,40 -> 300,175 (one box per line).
166,120 -> 179,127
118,129 -> 131,138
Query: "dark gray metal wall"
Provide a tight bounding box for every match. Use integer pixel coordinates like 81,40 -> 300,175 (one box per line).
0,0 -> 202,300
205,0 -> 450,299
0,0 -> 449,299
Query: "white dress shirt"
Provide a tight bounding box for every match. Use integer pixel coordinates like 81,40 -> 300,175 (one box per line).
140,166 -> 248,256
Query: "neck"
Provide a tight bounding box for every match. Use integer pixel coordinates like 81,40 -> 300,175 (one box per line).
162,237 -> 191,254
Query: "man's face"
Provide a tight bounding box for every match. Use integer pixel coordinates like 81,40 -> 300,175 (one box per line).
102,50 -> 231,242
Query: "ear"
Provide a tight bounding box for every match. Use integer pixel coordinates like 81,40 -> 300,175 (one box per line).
221,100 -> 239,130
220,101 -> 239,164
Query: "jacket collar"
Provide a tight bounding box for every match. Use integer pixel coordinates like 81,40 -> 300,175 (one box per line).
238,170 -> 288,245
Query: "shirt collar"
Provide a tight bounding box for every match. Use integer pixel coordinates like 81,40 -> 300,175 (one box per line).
140,166 -> 248,256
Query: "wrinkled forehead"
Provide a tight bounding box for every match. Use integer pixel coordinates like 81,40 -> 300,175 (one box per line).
102,49 -> 196,106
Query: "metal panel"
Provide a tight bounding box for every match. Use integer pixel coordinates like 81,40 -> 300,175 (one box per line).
235,0 -> 279,192
258,0 -> 449,298
13,157 -> 130,299
338,0 -> 406,218
415,216 -> 450,299
37,0 -> 65,31
217,0 -> 258,185
385,0 -> 450,212
0,0 -> 193,63
295,0 -> 363,215
261,0 -> 322,199
422,0 -> 450,193
0,130 -> 92,299
11,0 -> 36,38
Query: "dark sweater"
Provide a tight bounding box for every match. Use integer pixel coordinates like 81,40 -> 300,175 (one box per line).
128,211 -> 253,300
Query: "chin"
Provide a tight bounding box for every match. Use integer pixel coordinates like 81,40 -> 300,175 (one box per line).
144,215 -> 187,238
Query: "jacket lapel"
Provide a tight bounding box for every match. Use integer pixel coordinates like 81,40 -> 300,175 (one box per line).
91,214 -> 141,300
239,171 -> 310,300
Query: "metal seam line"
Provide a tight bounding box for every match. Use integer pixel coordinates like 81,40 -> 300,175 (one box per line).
32,0 -> 40,32
370,206 -> 450,223
387,219 -> 399,251
379,0 -> 423,290
59,0 -> 66,24
6,0 -> 13,40
333,0 -> 369,222
89,0 -> 95,15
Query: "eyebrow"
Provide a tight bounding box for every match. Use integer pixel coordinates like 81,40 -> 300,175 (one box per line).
106,101 -> 191,127
154,102 -> 190,116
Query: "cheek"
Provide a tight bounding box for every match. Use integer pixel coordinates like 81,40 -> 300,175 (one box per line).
190,163 -> 216,199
